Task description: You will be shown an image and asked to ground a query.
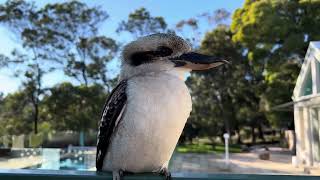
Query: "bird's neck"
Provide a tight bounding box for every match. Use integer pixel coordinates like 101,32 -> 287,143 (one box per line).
163,68 -> 190,81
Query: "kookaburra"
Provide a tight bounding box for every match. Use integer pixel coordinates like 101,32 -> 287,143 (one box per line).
96,33 -> 228,180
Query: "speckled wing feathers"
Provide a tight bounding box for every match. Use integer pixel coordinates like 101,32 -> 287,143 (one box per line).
96,80 -> 127,171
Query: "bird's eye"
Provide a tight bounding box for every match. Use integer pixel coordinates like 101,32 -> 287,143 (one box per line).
156,46 -> 173,57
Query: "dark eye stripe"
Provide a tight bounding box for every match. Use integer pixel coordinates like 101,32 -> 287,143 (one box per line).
130,52 -> 154,66
129,46 -> 173,66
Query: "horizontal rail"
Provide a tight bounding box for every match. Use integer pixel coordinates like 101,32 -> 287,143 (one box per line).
0,169 -> 319,180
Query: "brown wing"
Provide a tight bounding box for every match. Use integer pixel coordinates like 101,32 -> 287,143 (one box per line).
96,80 -> 127,171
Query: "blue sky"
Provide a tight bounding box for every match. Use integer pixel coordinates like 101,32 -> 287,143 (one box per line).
0,0 -> 244,95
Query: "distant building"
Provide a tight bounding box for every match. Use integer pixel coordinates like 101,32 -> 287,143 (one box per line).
293,41 -> 320,166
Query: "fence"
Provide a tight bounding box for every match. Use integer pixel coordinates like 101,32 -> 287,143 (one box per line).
0,169 -> 319,180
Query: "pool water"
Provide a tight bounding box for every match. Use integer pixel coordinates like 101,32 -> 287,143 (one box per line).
25,148 -> 96,171
59,157 -> 88,170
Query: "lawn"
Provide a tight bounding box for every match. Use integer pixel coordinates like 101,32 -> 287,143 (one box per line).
176,143 -> 242,154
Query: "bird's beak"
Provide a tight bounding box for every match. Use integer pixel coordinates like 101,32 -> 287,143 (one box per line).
170,52 -> 229,70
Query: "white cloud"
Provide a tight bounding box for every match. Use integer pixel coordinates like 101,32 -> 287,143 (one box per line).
0,75 -> 20,95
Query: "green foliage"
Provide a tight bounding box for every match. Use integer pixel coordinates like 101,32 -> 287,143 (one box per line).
29,133 -> 44,147
42,82 -> 107,132
230,0 -> 320,129
39,122 -> 52,133
0,91 -> 34,135
117,7 -> 167,37
35,1 -> 118,87
186,25 -> 252,141
0,0 -> 117,134
186,0 -> 320,143
0,82 -> 107,135
231,0 -> 320,53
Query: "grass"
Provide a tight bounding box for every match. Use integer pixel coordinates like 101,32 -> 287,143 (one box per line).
176,143 -> 242,154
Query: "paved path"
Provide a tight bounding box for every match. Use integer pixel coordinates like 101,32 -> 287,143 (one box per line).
0,156 -> 43,169
170,150 -> 320,175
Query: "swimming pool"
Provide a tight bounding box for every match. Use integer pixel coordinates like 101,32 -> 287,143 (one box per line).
24,147 -> 96,171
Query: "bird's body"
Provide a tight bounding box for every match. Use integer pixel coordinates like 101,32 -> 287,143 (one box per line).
102,69 -> 191,173
96,33 -> 228,180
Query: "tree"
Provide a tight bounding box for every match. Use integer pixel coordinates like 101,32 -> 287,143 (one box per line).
186,25 -> 251,144
42,82 -> 107,133
22,64 -> 46,134
37,2 -> 118,88
0,0 -> 117,134
117,7 -> 167,37
0,90 -> 34,135
0,93 -> 5,136
231,0 -> 320,129
0,0 -> 55,134
175,8 -> 231,48
174,9 -> 267,144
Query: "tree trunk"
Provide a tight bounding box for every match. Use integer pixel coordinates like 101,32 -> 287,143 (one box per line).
30,90 -> 39,135
34,64 -> 41,135
34,102 -> 38,134
251,125 -> 256,144
219,134 -> 225,144
82,69 -> 88,87
258,124 -> 265,143
236,127 -> 242,144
